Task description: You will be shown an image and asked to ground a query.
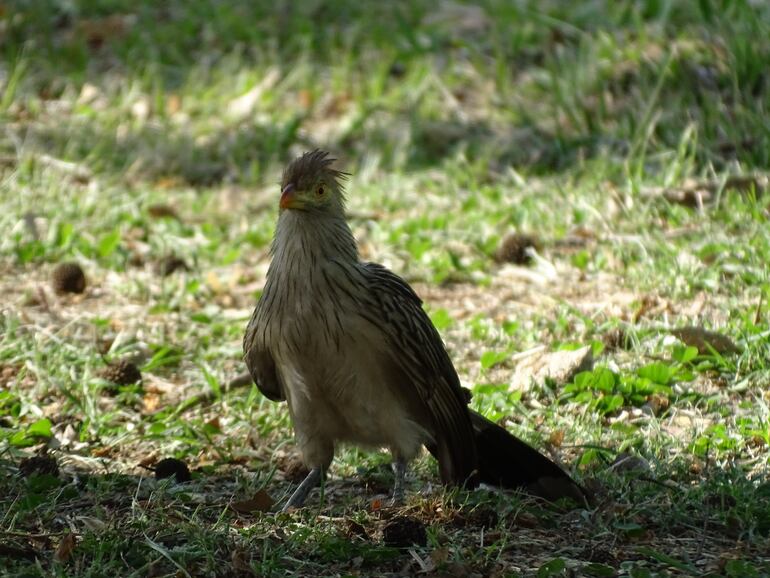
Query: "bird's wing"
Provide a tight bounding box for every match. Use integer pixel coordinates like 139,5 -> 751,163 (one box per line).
243,307 -> 285,402
357,262 -> 478,486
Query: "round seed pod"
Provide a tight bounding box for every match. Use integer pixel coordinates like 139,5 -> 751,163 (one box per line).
155,255 -> 189,277
382,516 -> 427,547
154,458 -> 191,483
52,262 -> 87,295
98,360 -> 142,386
494,233 -> 540,265
19,454 -> 59,478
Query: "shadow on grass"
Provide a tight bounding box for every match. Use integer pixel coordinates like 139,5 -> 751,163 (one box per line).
4,0 -> 770,185
2,454 -> 770,576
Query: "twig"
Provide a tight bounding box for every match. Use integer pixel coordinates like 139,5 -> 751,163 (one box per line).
640,173 -> 769,207
0,543 -> 40,560
695,444 -> 712,561
0,529 -> 67,539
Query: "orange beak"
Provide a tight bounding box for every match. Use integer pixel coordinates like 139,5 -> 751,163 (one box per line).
280,183 -> 301,210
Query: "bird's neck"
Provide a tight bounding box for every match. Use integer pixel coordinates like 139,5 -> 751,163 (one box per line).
270,210 -> 359,272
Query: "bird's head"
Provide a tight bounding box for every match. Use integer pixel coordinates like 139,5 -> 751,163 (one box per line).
279,150 -> 347,215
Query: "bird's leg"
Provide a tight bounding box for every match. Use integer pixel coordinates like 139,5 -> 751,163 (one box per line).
390,459 -> 407,506
282,467 -> 323,512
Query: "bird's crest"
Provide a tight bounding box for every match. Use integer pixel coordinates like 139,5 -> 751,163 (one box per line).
281,149 -> 348,192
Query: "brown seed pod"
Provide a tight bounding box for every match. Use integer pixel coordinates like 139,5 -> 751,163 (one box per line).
494,233 -> 540,265
154,458 -> 191,483
19,454 -> 59,477
382,516 -> 427,547
155,255 -> 189,277
52,262 -> 87,294
98,360 -> 142,386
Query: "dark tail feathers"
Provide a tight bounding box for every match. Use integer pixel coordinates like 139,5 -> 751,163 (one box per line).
469,410 -> 586,503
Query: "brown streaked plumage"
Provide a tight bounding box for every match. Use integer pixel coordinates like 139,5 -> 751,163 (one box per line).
244,150 -> 584,510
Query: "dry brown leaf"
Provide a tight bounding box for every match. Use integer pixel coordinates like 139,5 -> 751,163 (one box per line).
644,394 -> 670,416
670,326 -> 740,355
91,446 -> 112,458
548,429 -> 565,447
78,14 -> 136,49
297,89 -> 313,109
142,392 -> 162,413
510,346 -> 593,391
230,490 -> 274,514
147,204 -> 180,220
137,453 -> 159,469
154,176 -> 184,189
634,294 -> 670,322
166,94 -> 182,116
230,547 -> 254,577
54,533 -> 76,562
641,174 -> 769,208
430,547 -> 450,566
226,68 -> 280,119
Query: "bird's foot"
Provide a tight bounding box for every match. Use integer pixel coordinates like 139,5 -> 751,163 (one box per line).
389,459 -> 407,507
281,467 -> 323,512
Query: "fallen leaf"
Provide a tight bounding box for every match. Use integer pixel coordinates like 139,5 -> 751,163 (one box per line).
511,346 -> 594,391
166,94 -> 182,116
231,547 -> 254,576
147,204 -> 180,220
230,489 -> 274,514
548,429 -> 565,447
430,547 -> 450,566
644,394 -> 670,416
77,516 -> 108,532
297,89 -> 313,109
513,512 -> 539,528
634,294 -> 670,322
227,68 -> 280,119
670,326 -> 740,355
54,533 -> 76,563
77,14 -> 136,49
142,392 -> 162,413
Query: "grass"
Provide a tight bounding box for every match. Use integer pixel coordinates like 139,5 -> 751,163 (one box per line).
1,0 -> 770,575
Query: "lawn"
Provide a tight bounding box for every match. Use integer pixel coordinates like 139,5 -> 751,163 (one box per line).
1,1 -> 769,576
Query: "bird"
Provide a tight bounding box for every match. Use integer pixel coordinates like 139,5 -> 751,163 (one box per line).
244,150 -> 584,510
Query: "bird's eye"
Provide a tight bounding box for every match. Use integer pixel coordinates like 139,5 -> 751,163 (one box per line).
316,185 -> 325,196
